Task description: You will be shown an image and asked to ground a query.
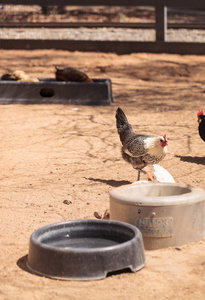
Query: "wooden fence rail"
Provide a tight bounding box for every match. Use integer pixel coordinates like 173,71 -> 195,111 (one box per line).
0,1 -> 205,54
1,0 -> 205,7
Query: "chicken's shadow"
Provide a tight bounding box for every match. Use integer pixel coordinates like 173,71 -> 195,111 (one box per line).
175,155 -> 205,165
85,177 -> 132,187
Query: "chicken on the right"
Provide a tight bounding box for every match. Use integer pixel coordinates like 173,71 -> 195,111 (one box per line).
116,107 -> 168,181
197,109 -> 205,141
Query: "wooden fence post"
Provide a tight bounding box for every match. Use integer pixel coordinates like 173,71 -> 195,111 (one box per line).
155,6 -> 167,41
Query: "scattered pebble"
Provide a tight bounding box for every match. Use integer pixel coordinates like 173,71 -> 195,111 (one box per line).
63,200 -> 72,205
175,246 -> 182,250
94,211 -> 102,219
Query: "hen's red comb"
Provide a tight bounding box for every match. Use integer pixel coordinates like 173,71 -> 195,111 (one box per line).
197,109 -> 204,118
163,134 -> 167,142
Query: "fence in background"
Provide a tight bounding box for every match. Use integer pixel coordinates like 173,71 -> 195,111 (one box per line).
0,0 -> 205,54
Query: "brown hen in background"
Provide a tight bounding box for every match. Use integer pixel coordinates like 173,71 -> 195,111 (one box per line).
55,66 -> 93,82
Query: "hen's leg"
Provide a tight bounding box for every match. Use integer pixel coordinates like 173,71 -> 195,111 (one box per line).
133,166 -> 147,181
137,169 -> 146,181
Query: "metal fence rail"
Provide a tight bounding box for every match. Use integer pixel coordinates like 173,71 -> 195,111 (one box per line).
0,1 -> 205,54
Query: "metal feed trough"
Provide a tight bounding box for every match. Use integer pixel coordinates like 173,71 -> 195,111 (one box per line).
0,78 -> 113,105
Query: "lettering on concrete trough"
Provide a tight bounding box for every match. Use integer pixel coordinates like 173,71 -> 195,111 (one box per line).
136,217 -> 173,238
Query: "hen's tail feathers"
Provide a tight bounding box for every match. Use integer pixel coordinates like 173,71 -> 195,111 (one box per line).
116,108 -> 133,144
116,107 -> 131,132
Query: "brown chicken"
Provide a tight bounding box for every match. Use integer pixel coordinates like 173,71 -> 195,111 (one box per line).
116,107 -> 168,181
55,66 -> 93,82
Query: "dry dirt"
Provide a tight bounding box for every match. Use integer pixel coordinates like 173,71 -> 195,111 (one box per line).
0,49 -> 205,300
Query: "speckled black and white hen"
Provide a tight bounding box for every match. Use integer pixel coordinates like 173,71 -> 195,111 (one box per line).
116,107 -> 168,181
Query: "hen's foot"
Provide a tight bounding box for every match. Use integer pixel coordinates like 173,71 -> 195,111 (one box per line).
146,170 -> 156,181
94,209 -> 110,220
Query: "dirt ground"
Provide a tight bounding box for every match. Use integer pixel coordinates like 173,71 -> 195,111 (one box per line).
0,49 -> 205,300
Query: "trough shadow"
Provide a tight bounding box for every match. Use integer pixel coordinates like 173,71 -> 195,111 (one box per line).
107,268 -> 132,278
85,177 -> 132,187
17,254 -> 35,275
175,155 -> 205,165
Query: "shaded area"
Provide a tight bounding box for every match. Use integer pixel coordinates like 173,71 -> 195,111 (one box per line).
175,155 -> 205,165
17,255 -> 34,275
85,177 -> 132,187
107,268 -> 132,278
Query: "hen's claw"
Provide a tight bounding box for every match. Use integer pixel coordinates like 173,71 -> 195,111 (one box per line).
94,209 -> 110,220
146,170 -> 156,181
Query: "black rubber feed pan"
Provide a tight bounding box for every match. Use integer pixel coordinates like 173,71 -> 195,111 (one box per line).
0,78 -> 113,105
27,219 -> 146,281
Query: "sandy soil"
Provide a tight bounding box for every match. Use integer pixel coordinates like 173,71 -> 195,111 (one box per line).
0,49 -> 205,300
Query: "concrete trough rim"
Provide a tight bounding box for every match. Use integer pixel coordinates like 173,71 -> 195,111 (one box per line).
110,182 -> 205,206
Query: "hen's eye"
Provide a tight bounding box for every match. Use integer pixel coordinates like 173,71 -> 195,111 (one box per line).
160,139 -> 163,142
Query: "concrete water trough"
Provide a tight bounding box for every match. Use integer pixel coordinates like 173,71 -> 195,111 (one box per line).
110,183 -> 205,250
0,78 -> 113,105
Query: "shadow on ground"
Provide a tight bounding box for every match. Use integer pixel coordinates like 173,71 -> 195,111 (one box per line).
17,255 -> 35,275
175,155 -> 205,165
85,177 -> 132,187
